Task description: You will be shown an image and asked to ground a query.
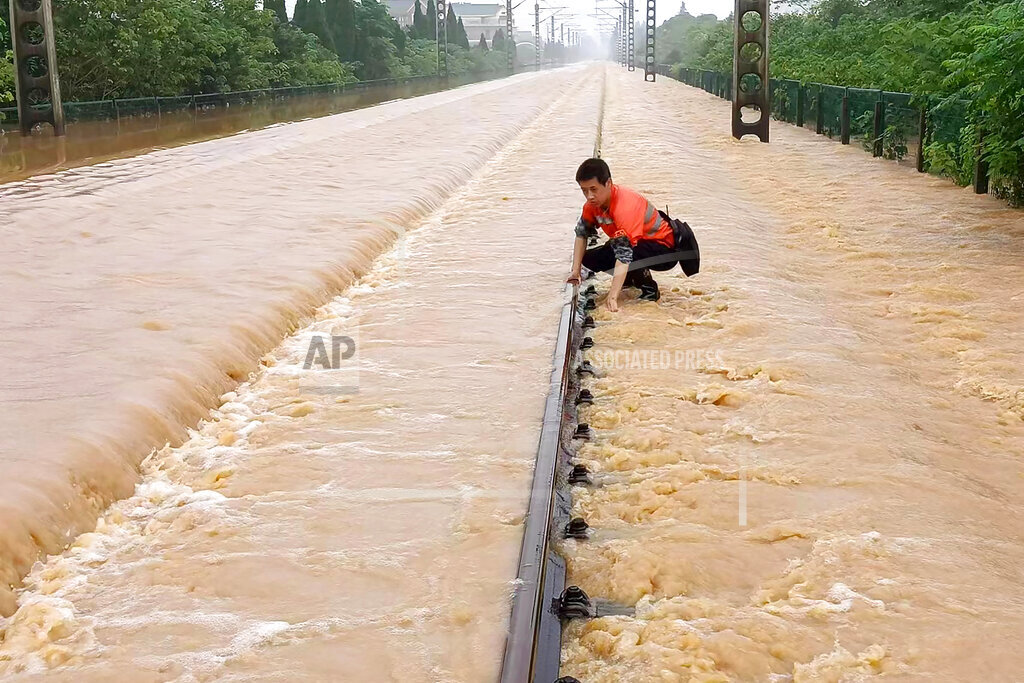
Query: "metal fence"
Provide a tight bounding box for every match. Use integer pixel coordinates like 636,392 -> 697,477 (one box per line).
0,74 -> 451,127
659,65 -> 986,194
0,59 -> 581,129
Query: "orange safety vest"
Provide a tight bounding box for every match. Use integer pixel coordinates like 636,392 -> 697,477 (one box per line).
581,184 -> 674,248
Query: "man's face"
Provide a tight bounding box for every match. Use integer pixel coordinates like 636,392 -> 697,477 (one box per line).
578,177 -> 612,208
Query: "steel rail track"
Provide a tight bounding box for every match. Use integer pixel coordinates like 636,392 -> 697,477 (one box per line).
500,281 -> 588,683
500,70 -> 605,682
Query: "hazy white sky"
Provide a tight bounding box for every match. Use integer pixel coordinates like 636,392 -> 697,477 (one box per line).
678,1 -> 734,18
507,0 -> 735,42
512,0 -> 736,43
282,0 -> 738,42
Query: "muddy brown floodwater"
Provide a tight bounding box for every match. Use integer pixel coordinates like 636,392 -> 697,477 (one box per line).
3,62 -> 1024,682
0,76 -> 490,184
561,69 -> 1024,682
0,65 -> 603,679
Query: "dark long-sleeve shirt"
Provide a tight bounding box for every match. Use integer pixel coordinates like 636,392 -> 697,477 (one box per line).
575,216 -> 634,263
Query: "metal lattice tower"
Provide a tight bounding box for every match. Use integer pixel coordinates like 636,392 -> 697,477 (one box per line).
619,8 -> 626,65
621,15 -> 626,66
627,0 -> 635,71
644,0 -> 656,81
612,19 -> 619,63
506,0 -> 514,72
619,6 -> 625,65
8,0 -> 64,135
534,2 -> 541,70
732,0 -> 769,141
436,0 -> 449,76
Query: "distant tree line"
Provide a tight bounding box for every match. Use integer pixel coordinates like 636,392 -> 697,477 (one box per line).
0,0 -> 508,108
656,0 -> 1024,205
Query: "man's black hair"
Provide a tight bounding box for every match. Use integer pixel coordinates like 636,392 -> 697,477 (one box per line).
576,157 -> 611,185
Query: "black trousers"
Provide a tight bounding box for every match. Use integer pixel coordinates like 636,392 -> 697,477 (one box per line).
582,240 -> 678,286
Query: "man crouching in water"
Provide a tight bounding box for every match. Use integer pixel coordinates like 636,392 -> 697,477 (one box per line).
566,158 -> 680,312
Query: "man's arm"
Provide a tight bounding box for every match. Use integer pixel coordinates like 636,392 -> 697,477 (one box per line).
568,215 -> 594,283
605,260 -> 629,312
567,235 -> 587,284
603,236 -> 634,312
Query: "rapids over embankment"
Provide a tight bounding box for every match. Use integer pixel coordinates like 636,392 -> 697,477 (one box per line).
0,65 -> 598,640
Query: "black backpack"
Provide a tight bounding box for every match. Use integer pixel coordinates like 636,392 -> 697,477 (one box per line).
658,210 -> 700,277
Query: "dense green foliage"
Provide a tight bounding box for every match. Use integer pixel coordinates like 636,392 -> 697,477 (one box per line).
0,0 -> 509,110
658,0 -> 1024,204
405,0 -> 470,48
653,8 -> 721,69
46,0 -> 353,98
0,13 -> 13,106
492,28 -> 506,52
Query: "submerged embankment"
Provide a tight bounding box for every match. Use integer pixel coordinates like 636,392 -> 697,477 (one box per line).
0,66 -> 594,619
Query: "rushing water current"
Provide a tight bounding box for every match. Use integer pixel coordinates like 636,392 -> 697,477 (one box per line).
0,78 -> 478,185
3,63 -> 1024,681
0,65 -> 601,678
560,70 -> 1024,682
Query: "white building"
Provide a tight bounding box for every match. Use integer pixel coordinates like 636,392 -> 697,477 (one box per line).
451,3 -> 507,45
385,0 -> 417,28
385,0 -> 508,45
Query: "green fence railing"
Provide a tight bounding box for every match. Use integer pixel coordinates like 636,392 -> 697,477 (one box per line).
659,65 -> 987,194
0,60 -> 579,128
0,74 -> 454,127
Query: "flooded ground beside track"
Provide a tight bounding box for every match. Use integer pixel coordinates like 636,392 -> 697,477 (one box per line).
5,61 -> 1024,682
0,65 -> 602,679
560,68 -> 1024,682
0,76 -> 490,184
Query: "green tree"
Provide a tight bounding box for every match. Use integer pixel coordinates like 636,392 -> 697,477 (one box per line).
492,27 -> 506,52
1,0 -> 10,52
342,0 -> 360,58
814,0 -> 865,28
325,0 -> 356,59
1,10 -> 13,110
425,0 -> 437,38
653,9 -> 719,64
351,0 -> 403,78
42,0 -> 348,99
412,0 -> 428,38
264,0 -> 288,23
943,1 -> 1024,204
662,0 -> 1024,204
399,37 -> 439,74
293,0 -> 309,26
446,39 -> 506,74
1,0 -> 504,111
478,33 -> 488,50
456,16 -> 470,48
271,19 -> 355,85
300,0 -> 337,53
204,0 -> 282,92
398,35 -> 507,77
864,0 -> 983,20
445,5 -> 466,47
52,0 -> 227,98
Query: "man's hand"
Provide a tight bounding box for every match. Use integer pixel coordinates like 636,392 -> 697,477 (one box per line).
604,260 -> 628,313
568,236 -> 587,286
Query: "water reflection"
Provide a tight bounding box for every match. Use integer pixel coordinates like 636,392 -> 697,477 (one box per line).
0,75 -> 495,184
